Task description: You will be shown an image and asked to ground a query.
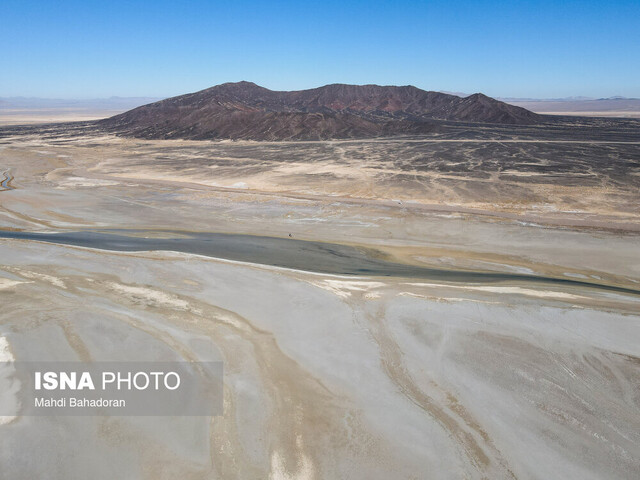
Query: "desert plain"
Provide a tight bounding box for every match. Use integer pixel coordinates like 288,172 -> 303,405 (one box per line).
0,117 -> 639,479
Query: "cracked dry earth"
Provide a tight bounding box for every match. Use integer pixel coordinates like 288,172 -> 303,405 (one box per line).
0,121 -> 639,479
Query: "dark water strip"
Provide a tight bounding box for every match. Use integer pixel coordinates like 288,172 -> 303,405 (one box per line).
0,229 -> 638,297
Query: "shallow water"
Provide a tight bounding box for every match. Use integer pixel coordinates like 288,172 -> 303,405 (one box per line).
0,229 -> 637,296
0,171 -> 13,190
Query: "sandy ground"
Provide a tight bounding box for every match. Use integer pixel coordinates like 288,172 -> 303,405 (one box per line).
531,111 -> 640,118
0,109 -> 125,125
0,126 -> 638,479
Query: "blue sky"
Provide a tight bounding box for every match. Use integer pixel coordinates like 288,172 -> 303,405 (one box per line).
1,0 -> 638,99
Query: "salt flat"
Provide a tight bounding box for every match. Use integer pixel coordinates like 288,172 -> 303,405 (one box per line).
0,120 -> 638,479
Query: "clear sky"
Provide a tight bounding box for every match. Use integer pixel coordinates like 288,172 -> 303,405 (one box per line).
1,0 -> 638,99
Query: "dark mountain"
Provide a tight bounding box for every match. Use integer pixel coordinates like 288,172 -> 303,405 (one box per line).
99,81 -> 540,140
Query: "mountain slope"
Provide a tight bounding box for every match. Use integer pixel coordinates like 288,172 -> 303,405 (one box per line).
99,82 -> 540,140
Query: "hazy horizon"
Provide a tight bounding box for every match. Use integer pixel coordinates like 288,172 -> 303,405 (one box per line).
1,83 -> 638,103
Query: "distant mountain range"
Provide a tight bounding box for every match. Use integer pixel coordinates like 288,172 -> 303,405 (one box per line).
98,82 -> 540,140
499,96 -> 638,102
501,97 -> 640,116
440,94 -> 639,102
0,96 -> 161,111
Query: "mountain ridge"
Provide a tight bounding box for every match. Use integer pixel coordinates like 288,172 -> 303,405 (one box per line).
99,81 -> 540,140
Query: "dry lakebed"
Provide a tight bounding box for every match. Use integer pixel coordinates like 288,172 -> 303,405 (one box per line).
0,118 -> 639,479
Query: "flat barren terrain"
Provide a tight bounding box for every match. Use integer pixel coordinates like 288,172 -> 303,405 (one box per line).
0,117 -> 638,479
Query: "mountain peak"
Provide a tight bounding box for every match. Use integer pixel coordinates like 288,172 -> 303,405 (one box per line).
221,80 -> 261,88
467,93 -> 492,100
206,81 -> 267,93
